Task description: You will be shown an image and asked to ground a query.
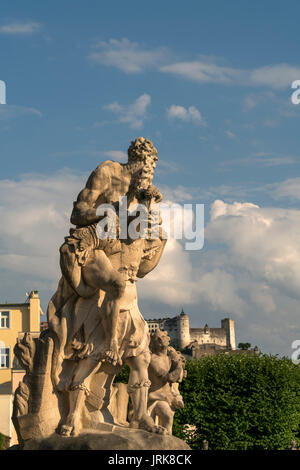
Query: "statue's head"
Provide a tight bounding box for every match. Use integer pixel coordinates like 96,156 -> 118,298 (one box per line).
150,329 -> 170,353
128,137 -> 158,167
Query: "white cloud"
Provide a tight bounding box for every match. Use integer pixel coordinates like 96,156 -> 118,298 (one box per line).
161,61 -> 243,84
0,105 -> 42,120
87,37 -> 300,91
0,170 -> 85,289
102,150 -> 127,162
225,130 -> 236,139
104,93 -> 151,129
89,38 -> 167,73
0,21 -> 42,35
206,200 -> 300,298
1,169 -> 299,355
166,105 -> 205,125
221,152 -> 296,168
158,184 -> 194,202
249,64 -> 300,89
272,177 -> 300,200
161,59 -> 300,89
142,197 -> 300,355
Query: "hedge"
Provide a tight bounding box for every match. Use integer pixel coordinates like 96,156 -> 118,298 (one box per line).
173,354 -> 300,450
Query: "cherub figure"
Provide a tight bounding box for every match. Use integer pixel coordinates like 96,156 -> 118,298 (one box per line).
147,330 -> 187,435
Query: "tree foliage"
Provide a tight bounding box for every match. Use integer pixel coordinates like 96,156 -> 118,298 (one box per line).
238,342 -> 251,350
114,364 -> 130,383
0,433 -> 5,450
173,354 -> 300,450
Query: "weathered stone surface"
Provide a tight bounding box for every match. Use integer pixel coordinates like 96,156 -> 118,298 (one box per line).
12,138 -> 188,447
21,428 -> 191,450
148,330 -> 186,435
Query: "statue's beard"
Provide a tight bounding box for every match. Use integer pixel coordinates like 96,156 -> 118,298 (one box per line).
126,161 -> 154,189
125,160 -> 142,175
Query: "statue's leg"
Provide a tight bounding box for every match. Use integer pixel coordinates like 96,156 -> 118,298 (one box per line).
61,241 -> 126,366
151,401 -> 174,435
100,274 -> 126,366
125,351 -> 167,434
59,357 -> 101,437
60,387 -> 87,437
79,249 -> 126,366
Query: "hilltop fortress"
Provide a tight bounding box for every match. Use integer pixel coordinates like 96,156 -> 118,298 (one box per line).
146,310 -> 236,355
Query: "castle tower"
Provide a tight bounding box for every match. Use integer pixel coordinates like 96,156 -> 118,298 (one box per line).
177,309 -> 190,348
221,318 -> 236,350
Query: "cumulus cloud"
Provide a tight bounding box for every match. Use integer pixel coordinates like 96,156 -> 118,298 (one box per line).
0,170 -> 86,302
0,21 -> 42,35
204,200 -> 300,350
89,38 -> 168,73
142,198 -> 300,355
104,93 -> 151,129
207,200 -> 300,299
166,105 -> 206,125
1,169 -> 299,355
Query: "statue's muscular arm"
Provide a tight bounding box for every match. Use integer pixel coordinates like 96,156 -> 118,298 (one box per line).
70,164 -> 110,227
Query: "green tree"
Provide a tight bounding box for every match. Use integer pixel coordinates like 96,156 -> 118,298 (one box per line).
173,354 -> 300,450
238,342 -> 251,350
0,433 -> 5,450
114,364 -> 130,383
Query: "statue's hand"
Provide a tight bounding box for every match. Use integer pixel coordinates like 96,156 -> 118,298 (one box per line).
149,185 -> 162,203
71,339 -> 94,359
168,369 -> 182,383
136,185 -> 162,203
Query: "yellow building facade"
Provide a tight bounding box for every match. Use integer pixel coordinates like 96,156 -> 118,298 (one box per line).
0,291 -> 42,445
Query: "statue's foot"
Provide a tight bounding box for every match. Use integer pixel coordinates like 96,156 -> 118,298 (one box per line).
76,342 -> 94,359
71,424 -> 80,437
58,421 -> 81,437
105,340 -> 121,366
105,350 -> 120,366
132,415 -> 167,435
129,419 -> 139,429
59,424 -> 73,437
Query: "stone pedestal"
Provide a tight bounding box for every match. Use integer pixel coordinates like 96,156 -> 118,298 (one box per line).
18,426 -> 191,450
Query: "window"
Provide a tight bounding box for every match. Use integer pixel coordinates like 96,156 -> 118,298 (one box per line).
0,311 -> 10,328
0,347 -> 10,368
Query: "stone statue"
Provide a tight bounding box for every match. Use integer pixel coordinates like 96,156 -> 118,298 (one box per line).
12,137 -> 189,449
147,330 -> 187,435
48,136 -> 169,437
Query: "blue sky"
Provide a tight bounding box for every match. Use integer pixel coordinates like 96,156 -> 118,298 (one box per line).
1,0 -> 300,356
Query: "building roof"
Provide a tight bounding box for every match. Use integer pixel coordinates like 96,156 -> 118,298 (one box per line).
0,303 -> 29,308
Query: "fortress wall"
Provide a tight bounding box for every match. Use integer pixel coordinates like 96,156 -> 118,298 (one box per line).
190,328 -> 227,347
146,315 -> 236,350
